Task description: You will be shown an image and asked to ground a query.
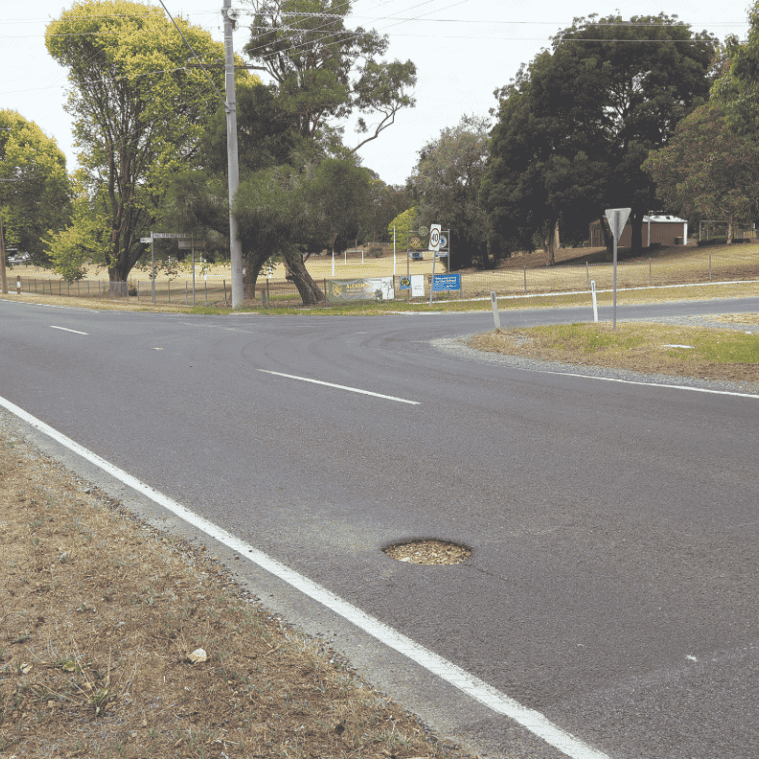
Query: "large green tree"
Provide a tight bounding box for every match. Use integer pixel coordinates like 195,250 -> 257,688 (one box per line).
0,110 -> 72,265
483,15 -> 717,261
243,0 -> 417,153
644,103 -> 759,242
233,157 -> 371,304
409,116 -> 491,270
45,0 -> 242,286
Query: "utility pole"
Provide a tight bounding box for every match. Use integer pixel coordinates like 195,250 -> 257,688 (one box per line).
223,0 -> 243,309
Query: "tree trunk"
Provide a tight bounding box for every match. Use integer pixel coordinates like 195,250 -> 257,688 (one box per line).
108,263 -> 129,297
630,210 -> 644,253
544,220 -> 559,266
283,247 -> 324,305
726,213 -> 734,244
243,262 -> 260,301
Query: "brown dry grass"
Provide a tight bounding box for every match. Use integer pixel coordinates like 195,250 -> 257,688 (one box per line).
469,321 -> 759,386
0,426 -> 471,759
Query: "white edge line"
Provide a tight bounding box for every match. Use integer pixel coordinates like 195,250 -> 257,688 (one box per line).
258,369 -> 421,406
526,368 -> 759,399
0,393 -> 610,759
50,325 -> 88,335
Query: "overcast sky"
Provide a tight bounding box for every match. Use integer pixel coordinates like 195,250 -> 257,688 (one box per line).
1,0 -> 751,187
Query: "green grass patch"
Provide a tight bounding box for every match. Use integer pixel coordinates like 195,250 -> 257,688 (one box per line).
531,323 -> 648,352
469,321 -> 759,384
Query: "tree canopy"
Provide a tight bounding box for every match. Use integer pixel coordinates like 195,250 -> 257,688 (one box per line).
243,0 -> 417,153
45,0 -> 245,284
0,110 -> 72,265
644,104 -> 759,242
232,157 -> 372,304
482,14 -> 717,261
711,2 -> 759,135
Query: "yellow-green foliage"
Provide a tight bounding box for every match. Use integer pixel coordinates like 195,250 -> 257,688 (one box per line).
44,0 -> 260,279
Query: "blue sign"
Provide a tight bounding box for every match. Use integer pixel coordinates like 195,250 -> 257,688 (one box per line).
432,273 -> 461,292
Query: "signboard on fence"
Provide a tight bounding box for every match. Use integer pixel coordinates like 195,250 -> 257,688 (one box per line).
432,273 -> 460,292
399,274 -> 425,296
327,277 -> 395,302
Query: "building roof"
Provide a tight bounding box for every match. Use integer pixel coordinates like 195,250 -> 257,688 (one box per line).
643,215 -> 687,223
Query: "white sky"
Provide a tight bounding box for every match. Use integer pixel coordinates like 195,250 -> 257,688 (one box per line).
0,0 -> 751,187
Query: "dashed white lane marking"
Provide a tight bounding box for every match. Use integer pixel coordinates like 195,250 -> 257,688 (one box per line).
257,369 -> 421,406
0,393 -> 610,759
50,326 -> 88,335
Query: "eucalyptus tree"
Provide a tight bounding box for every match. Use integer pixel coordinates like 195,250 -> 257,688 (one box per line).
0,110 -> 72,265
644,104 -> 759,242
45,0 -> 242,286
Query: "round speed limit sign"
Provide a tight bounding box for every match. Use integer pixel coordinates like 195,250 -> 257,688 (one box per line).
429,227 -> 441,248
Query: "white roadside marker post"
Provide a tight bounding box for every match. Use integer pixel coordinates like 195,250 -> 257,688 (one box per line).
591,280 -> 599,323
490,291 -> 500,330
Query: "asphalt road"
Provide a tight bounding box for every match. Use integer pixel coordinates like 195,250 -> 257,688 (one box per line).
2,296 -> 758,759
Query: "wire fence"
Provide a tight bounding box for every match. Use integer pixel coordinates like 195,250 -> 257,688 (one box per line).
10,247 -> 759,306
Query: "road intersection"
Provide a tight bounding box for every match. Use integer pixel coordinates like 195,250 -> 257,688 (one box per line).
2,297 -> 758,759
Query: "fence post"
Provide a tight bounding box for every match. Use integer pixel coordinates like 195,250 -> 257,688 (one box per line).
523,265 -> 527,293
168,280 -> 170,303
586,261 -> 590,289
266,277 -> 270,303
223,279 -> 226,303
323,278 -> 327,305
490,291 -> 501,330
185,281 -> 188,306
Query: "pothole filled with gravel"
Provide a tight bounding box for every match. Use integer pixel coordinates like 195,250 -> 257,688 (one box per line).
383,539 -> 472,565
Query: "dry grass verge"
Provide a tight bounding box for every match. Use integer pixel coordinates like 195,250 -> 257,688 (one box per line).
0,427 -> 471,759
469,321 -> 759,385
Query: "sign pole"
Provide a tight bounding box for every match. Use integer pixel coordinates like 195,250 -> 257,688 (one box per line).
427,224 -> 442,306
151,233 -> 156,305
428,252 -> 436,306
604,208 -> 630,333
